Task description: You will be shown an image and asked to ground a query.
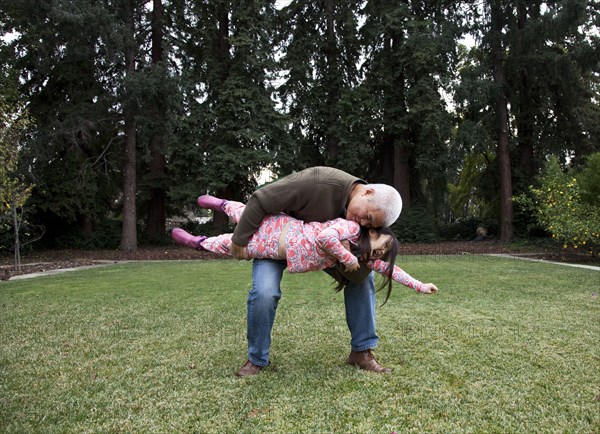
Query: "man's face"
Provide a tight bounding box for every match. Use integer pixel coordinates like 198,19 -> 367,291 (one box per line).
346,190 -> 385,228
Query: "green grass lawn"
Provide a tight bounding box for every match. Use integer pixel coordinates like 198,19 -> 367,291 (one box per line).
1,256 -> 598,433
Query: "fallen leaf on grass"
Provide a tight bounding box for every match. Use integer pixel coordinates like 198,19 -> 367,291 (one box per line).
247,408 -> 269,418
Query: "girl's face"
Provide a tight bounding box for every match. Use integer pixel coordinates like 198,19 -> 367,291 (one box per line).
365,229 -> 393,261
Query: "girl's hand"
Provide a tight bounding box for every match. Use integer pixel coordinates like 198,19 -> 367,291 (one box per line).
420,283 -> 438,294
344,260 -> 360,272
341,240 -> 351,252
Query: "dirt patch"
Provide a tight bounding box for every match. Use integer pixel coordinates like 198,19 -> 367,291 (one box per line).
0,246 -> 222,281
1,241 -> 597,281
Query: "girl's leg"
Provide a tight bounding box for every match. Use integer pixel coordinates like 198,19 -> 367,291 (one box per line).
201,233 -> 274,259
171,228 -> 207,250
221,201 -> 245,223
197,194 -> 245,223
199,233 -> 234,256
172,227 -> 232,256
197,195 -> 226,212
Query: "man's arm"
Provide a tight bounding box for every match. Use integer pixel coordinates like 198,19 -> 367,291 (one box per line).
228,178 -> 307,259
230,193 -> 274,247
231,169 -> 320,247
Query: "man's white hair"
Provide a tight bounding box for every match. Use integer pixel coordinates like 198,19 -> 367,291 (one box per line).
367,184 -> 403,226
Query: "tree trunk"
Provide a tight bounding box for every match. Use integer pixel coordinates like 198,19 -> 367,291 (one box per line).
393,143 -> 412,208
121,114 -> 137,252
387,31 -> 411,208
515,0 -> 535,190
217,3 -> 230,82
120,0 -> 137,252
12,204 -> 21,271
210,5 -> 233,235
325,0 -> 339,163
381,133 -> 394,183
146,137 -> 166,240
380,134 -> 411,206
490,0 -> 514,242
145,0 -> 167,240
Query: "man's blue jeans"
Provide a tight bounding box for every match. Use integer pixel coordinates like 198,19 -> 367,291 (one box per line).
247,258 -> 379,367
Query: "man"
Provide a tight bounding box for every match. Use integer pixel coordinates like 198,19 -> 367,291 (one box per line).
228,166 -> 403,376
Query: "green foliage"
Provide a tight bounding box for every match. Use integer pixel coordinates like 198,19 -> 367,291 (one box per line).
577,152 -> 600,207
360,0 -> 461,200
4,0 -> 122,235
169,0 -> 287,205
517,156 -> 600,255
52,219 -> 123,250
0,63 -> 32,213
448,152 -> 497,219
392,204 -> 438,243
0,62 -> 35,258
438,217 -> 483,241
0,106 -> 31,212
275,1 -> 365,171
453,0 -> 600,243
2,0 -> 599,249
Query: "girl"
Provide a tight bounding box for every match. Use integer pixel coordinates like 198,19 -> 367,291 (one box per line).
172,195 -> 438,304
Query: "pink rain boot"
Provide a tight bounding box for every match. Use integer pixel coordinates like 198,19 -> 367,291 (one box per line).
171,228 -> 207,250
197,194 -> 226,212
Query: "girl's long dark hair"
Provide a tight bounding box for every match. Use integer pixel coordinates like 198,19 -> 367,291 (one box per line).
330,226 -> 399,306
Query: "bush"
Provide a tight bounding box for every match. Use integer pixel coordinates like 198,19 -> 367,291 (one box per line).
53,219 -> 123,249
578,152 -> 600,207
438,217 -> 482,241
516,156 -> 600,255
391,203 -> 438,243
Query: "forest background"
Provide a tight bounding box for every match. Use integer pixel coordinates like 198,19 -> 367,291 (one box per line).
1,0 -> 599,256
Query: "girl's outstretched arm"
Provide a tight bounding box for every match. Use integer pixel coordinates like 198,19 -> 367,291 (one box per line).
315,219 -> 361,271
368,260 -> 438,294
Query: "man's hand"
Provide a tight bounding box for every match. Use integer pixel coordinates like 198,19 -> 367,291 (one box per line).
231,242 -> 250,260
420,283 -> 438,294
344,259 -> 360,272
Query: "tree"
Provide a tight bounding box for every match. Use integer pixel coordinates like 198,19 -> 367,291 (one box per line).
454,1 -> 517,241
276,0 -> 366,174
3,0 -> 123,244
489,0 -> 514,241
360,0 -> 462,211
454,0 -> 598,240
142,0 -> 168,241
509,0 -> 539,189
505,0 -> 600,191
2,0 -> 597,249
140,0 -> 182,241
120,0 -> 139,252
0,73 -> 33,268
171,0 -> 288,231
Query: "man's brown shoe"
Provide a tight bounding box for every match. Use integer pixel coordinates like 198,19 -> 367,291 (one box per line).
347,349 -> 391,373
236,360 -> 266,377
